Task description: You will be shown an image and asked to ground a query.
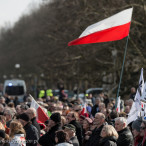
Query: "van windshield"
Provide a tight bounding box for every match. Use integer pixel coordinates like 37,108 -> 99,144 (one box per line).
5,86 -> 24,95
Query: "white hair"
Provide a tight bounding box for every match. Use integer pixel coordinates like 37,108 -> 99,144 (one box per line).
115,117 -> 127,127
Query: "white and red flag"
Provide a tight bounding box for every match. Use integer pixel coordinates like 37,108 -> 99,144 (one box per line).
31,97 -> 49,123
116,96 -> 121,113
68,8 -> 133,46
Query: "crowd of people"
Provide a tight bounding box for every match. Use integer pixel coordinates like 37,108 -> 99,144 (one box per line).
0,86 -> 145,146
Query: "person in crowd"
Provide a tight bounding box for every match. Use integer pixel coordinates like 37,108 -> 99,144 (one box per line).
64,124 -> 79,146
38,112 -> 62,146
82,117 -> 93,137
55,130 -> 73,146
61,116 -> 67,127
130,87 -> 136,101
4,109 -> 14,128
19,113 -> 39,146
98,103 -> 106,112
9,120 -> 26,146
128,99 -> 133,110
26,108 -> 40,136
115,117 -> 133,146
20,105 -> 29,114
140,118 -> 146,146
0,97 -> 6,107
103,94 -> 109,108
85,113 -> 106,146
124,106 -> 130,115
0,104 -> 4,114
66,112 -> 82,146
91,97 -> 101,117
108,110 -> 119,126
100,125 -> 118,146
132,118 -> 143,146
0,129 -> 10,146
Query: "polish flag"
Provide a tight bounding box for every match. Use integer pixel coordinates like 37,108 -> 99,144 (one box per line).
80,103 -> 88,116
68,8 -> 133,46
31,97 -> 49,123
116,96 -> 121,113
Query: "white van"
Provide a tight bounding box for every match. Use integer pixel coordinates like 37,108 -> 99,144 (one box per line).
3,79 -> 26,102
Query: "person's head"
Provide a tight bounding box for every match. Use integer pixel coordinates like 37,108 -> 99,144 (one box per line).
125,106 -> 130,114
26,108 -> 36,120
0,97 -> 5,104
64,124 -> 76,138
107,103 -> 114,110
132,118 -> 142,138
109,110 -> 119,120
67,112 -> 79,123
131,87 -> 136,94
20,105 -> 29,114
115,117 -> 127,132
140,119 -> 146,137
16,105 -> 21,114
8,102 -> 15,108
55,130 -> 69,144
0,115 -> 6,126
94,113 -> 105,128
101,125 -> 118,138
128,99 -> 133,109
99,103 -> 105,111
95,97 -> 101,105
50,112 -> 61,127
19,113 -> 30,126
61,116 -> 67,127
73,105 -> 82,115
10,120 -> 25,138
83,117 -> 93,131
4,109 -> 14,122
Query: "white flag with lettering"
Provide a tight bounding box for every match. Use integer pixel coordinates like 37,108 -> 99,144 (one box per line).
127,68 -> 144,124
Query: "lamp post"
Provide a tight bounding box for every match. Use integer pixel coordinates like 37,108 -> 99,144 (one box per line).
15,64 -> 20,78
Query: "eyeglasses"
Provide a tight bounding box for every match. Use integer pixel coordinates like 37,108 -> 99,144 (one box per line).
140,126 -> 146,130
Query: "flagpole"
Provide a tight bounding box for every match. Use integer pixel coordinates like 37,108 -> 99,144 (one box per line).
116,35 -> 129,108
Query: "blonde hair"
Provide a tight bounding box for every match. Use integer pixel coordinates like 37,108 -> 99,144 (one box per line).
102,125 -> 118,138
10,120 -> 26,139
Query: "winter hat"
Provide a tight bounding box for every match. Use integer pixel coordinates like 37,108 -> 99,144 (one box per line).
50,112 -> 61,123
0,130 -> 5,138
19,113 -> 30,122
132,117 -> 142,132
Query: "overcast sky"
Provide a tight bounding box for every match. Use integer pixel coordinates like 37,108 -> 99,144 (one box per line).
0,0 -> 44,28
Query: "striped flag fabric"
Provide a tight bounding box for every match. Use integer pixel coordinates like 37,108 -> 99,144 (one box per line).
31,97 -> 49,123
68,8 -> 133,46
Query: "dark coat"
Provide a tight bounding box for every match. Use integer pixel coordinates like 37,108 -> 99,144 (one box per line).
100,136 -> 117,146
117,127 -> 134,146
86,125 -> 104,146
70,136 -> 79,146
31,117 -> 40,137
24,122 -> 39,146
91,105 -> 99,117
38,123 -> 61,146
69,120 -> 83,146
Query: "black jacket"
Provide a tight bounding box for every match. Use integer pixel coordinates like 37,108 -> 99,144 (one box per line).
117,127 -> 134,146
100,136 -> 117,146
69,120 -> 83,146
38,123 -> 61,146
86,125 -> 104,146
31,117 -> 40,137
24,122 -> 39,146
91,105 -> 99,117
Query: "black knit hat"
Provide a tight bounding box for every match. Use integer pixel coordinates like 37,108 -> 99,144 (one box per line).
19,113 -> 30,122
50,112 -> 61,123
0,130 -> 5,138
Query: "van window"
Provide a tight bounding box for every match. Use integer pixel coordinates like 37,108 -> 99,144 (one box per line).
5,86 -> 24,95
